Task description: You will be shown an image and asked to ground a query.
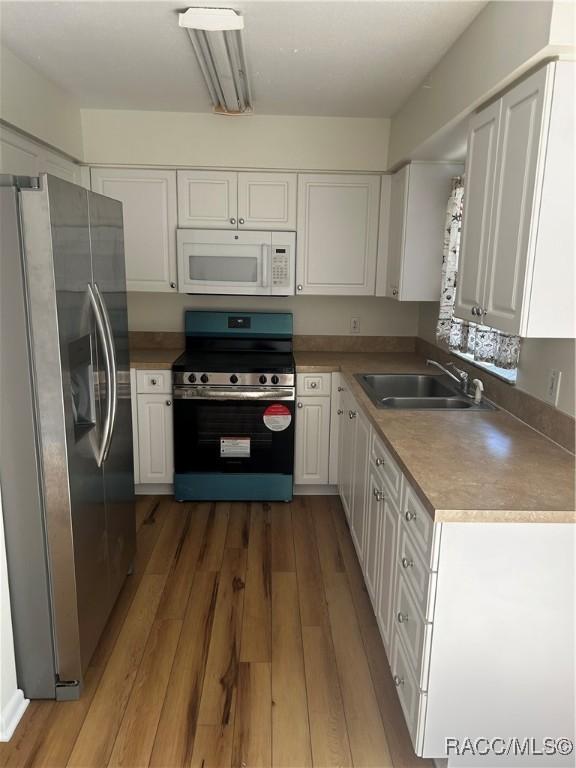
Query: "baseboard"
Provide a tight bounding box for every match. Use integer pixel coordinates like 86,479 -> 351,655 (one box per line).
0,688 -> 29,742
135,483 -> 173,496
293,484 -> 339,496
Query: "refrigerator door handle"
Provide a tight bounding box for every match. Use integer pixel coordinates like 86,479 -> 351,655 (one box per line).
93,282 -> 118,463
87,283 -> 112,467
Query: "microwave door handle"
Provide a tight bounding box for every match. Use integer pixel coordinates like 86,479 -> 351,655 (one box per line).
261,243 -> 269,288
87,283 -> 112,467
93,283 -> 118,463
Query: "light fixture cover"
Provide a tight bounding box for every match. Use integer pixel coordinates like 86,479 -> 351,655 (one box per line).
179,7 -> 252,115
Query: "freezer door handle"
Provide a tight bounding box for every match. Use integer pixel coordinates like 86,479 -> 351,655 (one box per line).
87,283 -> 112,467
93,282 -> 118,463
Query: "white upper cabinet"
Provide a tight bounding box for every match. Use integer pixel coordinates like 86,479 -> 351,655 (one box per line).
454,103 -> 501,320
237,172 -> 297,230
0,126 -> 83,184
177,170 -> 296,230
456,62 -> 574,337
177,170 -> 238,229
296,174 -> 380,295
377,162 -> 464,301
91,168 -> 178,292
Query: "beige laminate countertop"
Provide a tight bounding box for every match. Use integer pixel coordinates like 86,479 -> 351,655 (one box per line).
295,351 -> 576,524
130,349 -> 183,369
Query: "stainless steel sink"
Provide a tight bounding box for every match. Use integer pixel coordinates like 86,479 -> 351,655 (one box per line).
355,373 -> 495,410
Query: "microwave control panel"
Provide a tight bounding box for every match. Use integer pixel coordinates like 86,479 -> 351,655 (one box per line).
272,247 -> 291,287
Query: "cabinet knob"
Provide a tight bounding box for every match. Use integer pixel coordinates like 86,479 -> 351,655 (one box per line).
150,378 -> 157,385
166,400 -> 172,406
405,510 -> 416,522
170,281 -> 176,289
297,285 -> 303,292
348,410 -> 357,419
230,217 -> 236,225
401,557 -> 414,569
337,409 -> 343,415
297,402 -> 303,409
373,488 -> 384,502
337,386 -> 344,392
239,218 -> 245,225
309,381 -> 317,389
392,288 -> 398,297
375,457 -> 385,467
393,674 -> 404,687
397,611 -> 408,624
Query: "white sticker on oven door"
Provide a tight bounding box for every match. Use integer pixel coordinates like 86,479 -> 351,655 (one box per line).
220,438 -> 250,457
263,404 -> 292,432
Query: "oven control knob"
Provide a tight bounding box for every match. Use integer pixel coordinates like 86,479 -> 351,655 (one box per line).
230,374 -> 238,384
188,373 -> 196,383
259,375 -> 267,384
271,375 -> 279,385
200,374 -> 209,383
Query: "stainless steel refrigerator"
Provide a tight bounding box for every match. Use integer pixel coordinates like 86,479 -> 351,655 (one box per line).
0,174 -> 135,700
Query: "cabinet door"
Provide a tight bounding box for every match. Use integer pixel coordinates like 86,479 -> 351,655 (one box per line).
91,168 -> 177,292
137,394 -> 174,484
238,172 -> 297,230
338,389 -> 355,520
454,102 -> 501,322
296,174 -> 380,295
364,464 -> 384,604
483,66 -> 551,334
386,166 -> 408,298
376,495 -> 399,658
349,408 -> 370,561
294,396 -> 330,485
177,170 -> 237,228
328,373 -> 344,485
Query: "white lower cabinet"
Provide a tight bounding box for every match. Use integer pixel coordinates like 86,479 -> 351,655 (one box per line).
131,368 -> 174,490
375,491 -> 399,658
294,395 -> 331,485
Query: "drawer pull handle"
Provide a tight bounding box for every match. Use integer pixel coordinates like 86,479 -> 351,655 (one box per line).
401,557 -> 414,569
375,457 -> 385,467
397,612 -> 408,624
405,510 -> 416,522
349,410 -> 357,419
373,488 -> 384,502
393,674 -> 404,687
337,409 -> 343,415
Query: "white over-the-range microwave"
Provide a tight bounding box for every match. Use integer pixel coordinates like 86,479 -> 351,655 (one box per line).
177,229 -> 296,296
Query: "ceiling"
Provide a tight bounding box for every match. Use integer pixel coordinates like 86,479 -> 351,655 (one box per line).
0,1 -> 486,118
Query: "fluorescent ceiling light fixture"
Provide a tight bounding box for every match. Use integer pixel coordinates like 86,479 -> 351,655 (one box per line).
179,7 -> 252,115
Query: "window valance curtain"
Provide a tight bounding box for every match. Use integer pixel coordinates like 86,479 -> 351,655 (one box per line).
436,178 -> 521,370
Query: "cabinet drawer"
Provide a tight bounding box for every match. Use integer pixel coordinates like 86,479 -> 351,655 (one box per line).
401,483 -> 440,570
397,525 -> 437,622
391,634 -> 427,754
136,370 -> 172,394
371,432 -> 402,505
296,373 -> 331,396
394,573 -> 432,690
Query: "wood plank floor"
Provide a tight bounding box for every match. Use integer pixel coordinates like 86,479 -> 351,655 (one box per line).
0,495 -> 432,768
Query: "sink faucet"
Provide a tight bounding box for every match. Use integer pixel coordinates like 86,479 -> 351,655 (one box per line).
426,359 -> 469,395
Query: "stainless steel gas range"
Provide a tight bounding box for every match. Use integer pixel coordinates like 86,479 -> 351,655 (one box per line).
172,311 -> 295,501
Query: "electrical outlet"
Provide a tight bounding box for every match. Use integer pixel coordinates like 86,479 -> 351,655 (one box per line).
546,369 -> 562,406
350,316 -> 361,334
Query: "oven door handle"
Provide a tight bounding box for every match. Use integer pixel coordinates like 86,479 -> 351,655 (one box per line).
173,386 -> 295,401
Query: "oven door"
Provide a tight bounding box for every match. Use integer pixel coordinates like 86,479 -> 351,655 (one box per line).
173,385 -> 295,475
177,229 -> 272,295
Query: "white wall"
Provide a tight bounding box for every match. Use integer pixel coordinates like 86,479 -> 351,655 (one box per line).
0,486 -> 28,741
81,110 -> 389,171
128,293 -> 418,337
388,1 -> 574,167
0,44 -> 83,160
418,303 -> 575,417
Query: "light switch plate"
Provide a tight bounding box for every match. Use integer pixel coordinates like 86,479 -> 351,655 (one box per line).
546,369 -> 561,406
